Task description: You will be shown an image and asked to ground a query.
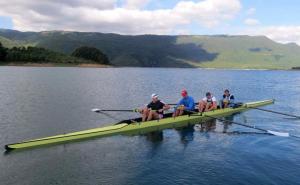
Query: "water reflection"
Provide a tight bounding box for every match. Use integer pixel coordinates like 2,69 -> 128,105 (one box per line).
141,116 -> 239,147
145,131 -> 163,142
196,119 -> 217,132
220,115 -> 234,133
177,124 -> 195,144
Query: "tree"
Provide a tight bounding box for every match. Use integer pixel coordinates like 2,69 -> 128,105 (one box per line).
71,46 -> 109,64
0,42 -> 7,61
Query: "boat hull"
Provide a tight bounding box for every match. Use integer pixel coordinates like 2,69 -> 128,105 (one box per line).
5,99 -> 274,150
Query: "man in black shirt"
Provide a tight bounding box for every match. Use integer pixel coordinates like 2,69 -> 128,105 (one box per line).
139,94 -> 170,122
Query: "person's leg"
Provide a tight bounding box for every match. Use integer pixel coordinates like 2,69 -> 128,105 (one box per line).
142,108 -> 149,122
205,103 -> 212,111
147,111 -> 160,121
199,101 -> 205,112
173,109 -> 179,117
178,110 -> 184,116
203,102 -> 209,112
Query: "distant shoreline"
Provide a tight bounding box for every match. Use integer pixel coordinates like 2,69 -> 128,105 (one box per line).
0,62 -> 298,71
0,62 -> 112,68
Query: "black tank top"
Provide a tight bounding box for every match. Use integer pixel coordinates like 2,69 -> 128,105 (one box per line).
147,100 -> 165,113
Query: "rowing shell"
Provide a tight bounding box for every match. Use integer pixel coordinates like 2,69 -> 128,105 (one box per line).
5,99 -> 274,150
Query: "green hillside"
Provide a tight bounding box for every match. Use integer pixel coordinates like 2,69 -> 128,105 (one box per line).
0,36 -> 23,48
0,29 -> 299,69
177,35 -> 300,69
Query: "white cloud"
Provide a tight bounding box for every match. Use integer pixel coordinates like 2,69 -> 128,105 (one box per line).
124,0 -> 150,9
241,26 -> 300,45
0,0 -> 241,34
244,18 -> 260,26
246,8 -> 256,15
174,0 -> 241,28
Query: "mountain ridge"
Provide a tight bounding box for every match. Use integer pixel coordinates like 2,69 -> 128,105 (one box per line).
0,29 -> 299,69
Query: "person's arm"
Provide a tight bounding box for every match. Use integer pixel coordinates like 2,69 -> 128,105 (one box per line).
230,95 -> 235,102
139,104 -> 149,113
207,101 -> 217,111
174,99 -> 182,111
159,101 -> 170,112
228,96 -> 234,107
208,97 -> 218,111
219,99 -> 223,108
163,104 -> 171,111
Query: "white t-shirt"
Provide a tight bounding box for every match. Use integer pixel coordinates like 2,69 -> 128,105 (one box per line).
202,96 -> 217,102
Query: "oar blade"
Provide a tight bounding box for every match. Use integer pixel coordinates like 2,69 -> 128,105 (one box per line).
267,130 -> 289,137
91,108 -> 101,113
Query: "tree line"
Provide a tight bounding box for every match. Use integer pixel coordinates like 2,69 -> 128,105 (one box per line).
0,42 -> 109,64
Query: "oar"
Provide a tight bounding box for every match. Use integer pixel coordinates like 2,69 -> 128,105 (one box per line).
168,102 -> 199,106
91,109 -> 142,124
220,102 -> 300,119
245,106 -> 300,119
91,108 -> 139,113
186,110 -> 298,138
205,114 -> 299,138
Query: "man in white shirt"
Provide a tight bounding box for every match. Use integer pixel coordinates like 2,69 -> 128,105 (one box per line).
198,92 -> 218,112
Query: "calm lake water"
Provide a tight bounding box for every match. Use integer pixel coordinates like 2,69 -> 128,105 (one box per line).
0,67 -> 300,185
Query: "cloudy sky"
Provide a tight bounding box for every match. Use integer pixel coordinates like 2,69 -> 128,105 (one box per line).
0,0 -> 299,44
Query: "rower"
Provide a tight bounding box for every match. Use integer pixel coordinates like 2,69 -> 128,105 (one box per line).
139,93 -> 170,122
198,92 -> 217,112
173,89 -> 195,117
220,89 -> 235,108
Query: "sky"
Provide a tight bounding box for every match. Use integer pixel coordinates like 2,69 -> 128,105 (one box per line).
0,0 -> 300,44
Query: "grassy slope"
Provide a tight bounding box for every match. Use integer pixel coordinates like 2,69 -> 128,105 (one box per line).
1,29 -> 300,69
0,36 -> 23,48
177,35 -> 300,69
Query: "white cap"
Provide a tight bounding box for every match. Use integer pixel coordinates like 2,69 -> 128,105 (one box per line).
151,93 -> 159,98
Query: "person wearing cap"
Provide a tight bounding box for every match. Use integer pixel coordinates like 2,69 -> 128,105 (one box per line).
198,92 -> 217,112
139,94 -> 170,122
220,89 -> 235,108
173,90 -> 195,117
